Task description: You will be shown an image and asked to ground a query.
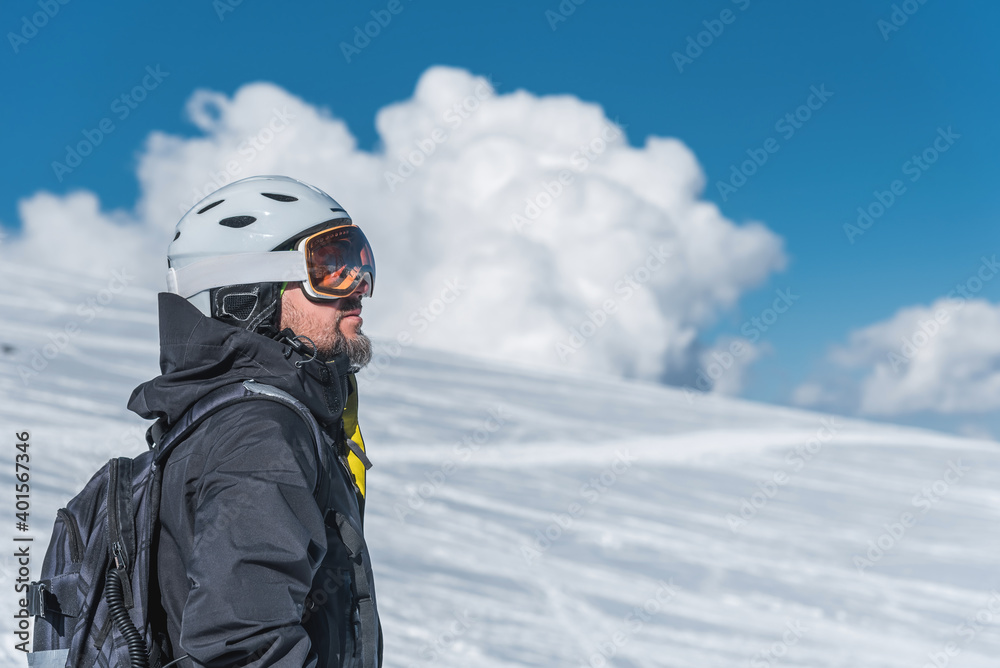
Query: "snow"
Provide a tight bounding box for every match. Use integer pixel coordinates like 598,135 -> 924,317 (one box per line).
0,265 -> 998,667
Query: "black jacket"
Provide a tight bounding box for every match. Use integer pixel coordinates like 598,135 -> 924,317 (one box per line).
128,293 -> 381,668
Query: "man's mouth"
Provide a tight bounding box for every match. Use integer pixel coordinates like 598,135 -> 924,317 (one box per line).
341,307 -> 363,329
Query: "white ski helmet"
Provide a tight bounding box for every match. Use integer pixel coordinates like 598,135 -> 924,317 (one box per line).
167,175 -> 363,336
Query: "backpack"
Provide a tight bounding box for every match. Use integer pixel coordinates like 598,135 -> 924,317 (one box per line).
26,379 -> 378,668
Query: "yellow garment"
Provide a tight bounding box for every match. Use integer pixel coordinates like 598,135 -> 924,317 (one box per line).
342,373 -> 367,497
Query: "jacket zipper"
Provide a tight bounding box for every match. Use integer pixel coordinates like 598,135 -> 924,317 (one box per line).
106,459 -> 133,604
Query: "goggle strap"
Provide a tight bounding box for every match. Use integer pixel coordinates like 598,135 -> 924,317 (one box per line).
167,251 -> 308,299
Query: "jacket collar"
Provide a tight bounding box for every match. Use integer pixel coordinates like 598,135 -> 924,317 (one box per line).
127,292 -> 350,431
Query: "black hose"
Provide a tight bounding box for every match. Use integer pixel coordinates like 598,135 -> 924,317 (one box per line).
106,567 -> 150,668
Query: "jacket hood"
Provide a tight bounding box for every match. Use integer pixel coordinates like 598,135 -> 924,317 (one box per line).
128,292 -> 351,431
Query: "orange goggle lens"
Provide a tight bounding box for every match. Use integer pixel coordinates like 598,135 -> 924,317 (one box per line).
298,225 -> 376,298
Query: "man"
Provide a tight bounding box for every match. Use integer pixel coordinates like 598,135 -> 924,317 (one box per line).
127,175 -> 382,667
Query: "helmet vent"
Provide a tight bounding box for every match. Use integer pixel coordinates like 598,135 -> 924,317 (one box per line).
219,216 -> 257,228
262,193 -> 298,202
221,293 -> 258,320
197,199 -> 224,214
330,207 -> 346,214
173,231 -> 181,241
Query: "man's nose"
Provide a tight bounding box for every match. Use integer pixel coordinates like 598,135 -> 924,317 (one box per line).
352,275 -> 372,298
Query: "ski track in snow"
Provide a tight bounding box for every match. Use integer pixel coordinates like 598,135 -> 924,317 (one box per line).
0,277 -> 998,667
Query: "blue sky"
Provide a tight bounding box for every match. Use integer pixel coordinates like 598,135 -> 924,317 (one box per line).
2,0 -> 998,432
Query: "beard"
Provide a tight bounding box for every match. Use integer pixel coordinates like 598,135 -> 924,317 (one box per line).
281,296 -> 373,370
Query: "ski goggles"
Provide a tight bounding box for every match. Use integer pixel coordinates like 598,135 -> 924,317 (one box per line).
167,224 -> 376,300
295,225 -> 376,299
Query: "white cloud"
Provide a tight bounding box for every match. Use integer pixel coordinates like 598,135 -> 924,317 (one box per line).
697,337 -> 765,396
794,297 -> 1000,415
1,66 -> 786,383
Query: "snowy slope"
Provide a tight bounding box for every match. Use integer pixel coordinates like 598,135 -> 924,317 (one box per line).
1,261 -> 998,667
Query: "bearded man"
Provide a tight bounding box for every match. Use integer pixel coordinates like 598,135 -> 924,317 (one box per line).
127,175 -> 383,668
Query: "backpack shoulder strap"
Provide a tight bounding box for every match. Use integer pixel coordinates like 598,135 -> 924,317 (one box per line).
148,380 -> 331,497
